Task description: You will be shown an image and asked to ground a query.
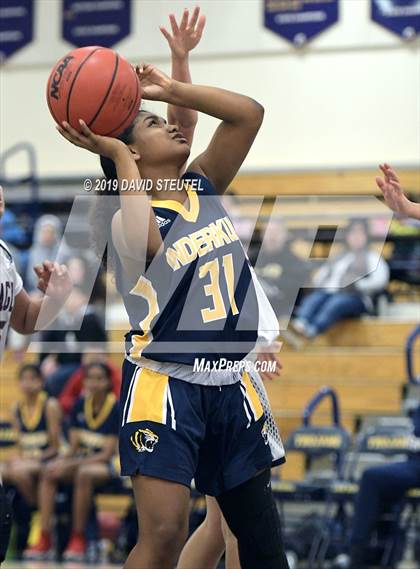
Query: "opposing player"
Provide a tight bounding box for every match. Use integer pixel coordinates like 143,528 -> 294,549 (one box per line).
0,185 -> 72,564
376,163 -> 420,220
57,52 -> 289,569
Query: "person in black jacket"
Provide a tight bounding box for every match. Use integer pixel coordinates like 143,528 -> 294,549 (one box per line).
255,219 -> 311,322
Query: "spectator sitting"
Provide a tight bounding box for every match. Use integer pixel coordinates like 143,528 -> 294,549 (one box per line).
255,218 -> 311,322
24,362 -> 119,563
59,351 -> 121,416
291,219 -> 390,341
39,286 -> 108,397
0,364 -> 61,508
334,404 -> 420,569
26,215 -> 69,292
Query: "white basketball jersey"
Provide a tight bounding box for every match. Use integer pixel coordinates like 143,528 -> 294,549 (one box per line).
0,240 -> 23,360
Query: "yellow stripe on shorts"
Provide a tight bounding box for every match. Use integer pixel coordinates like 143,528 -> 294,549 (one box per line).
127,368 -> 169,424
242,372 -> 264,421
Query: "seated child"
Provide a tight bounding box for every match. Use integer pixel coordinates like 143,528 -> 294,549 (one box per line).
0,364 -> 61,507
24,362 -> 119,562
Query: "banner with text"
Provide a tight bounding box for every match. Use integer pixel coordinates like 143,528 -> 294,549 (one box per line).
371,0 -> 420,39
62,0 -> 131,48
264,0 -> 339,46
0,0 -> 33,62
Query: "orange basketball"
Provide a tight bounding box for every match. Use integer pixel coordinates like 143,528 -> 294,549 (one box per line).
46,46 -> 141,137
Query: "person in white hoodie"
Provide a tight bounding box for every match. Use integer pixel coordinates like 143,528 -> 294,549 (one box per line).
26,215 -> 70,292
291,218 -> 389,340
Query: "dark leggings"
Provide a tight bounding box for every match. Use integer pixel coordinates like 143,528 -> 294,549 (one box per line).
217,470 -> 290,569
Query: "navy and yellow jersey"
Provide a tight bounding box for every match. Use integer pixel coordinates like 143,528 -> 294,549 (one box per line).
70,393 -> 119,457
0,420 -> 18,462
15,391 -> 49,459
115,172 -> 279,371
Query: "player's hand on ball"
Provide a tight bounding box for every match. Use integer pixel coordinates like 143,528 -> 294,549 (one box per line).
136,64 -> 172,101
160,6 -> 206,59
34,260 -> 72,300
57,120 -> 127,159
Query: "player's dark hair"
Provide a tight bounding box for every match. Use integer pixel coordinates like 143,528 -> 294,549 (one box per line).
89,110 -> 147,271
18,364 -> 43,380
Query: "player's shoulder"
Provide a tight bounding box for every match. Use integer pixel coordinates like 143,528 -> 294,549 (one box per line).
182,171 -> 218,197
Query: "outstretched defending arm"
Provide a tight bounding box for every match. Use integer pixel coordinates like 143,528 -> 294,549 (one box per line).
376,164 -> 420,220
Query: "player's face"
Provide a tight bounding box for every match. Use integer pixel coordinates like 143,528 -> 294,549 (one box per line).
129,112 -> 190,168
84,366 -> 110,397
19,371 -> 44,396
0,186 -> 4,219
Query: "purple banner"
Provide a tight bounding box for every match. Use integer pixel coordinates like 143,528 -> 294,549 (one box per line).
264,0 -> 339,46
62,0 -> 131,48
371,0 -> 420,39
0,0 -> 33,62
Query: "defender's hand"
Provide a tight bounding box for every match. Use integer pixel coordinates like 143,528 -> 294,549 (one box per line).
34,260 -> 72,300
376,164 -> 413,216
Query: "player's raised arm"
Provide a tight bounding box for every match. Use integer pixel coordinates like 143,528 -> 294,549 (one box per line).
376,163 -> 420,220
57,121 -> 163,265
160,7 -> 205,147
137,65 -> 264,194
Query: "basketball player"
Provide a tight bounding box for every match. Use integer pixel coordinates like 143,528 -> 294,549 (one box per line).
57,59 -> 289,569
376,163 -> 420,220
0,185 -> 72,564
161,9 -> 241,566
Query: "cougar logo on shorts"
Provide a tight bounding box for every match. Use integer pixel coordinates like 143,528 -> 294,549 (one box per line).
261,421 -> 269,446
131,428 -> 159,453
